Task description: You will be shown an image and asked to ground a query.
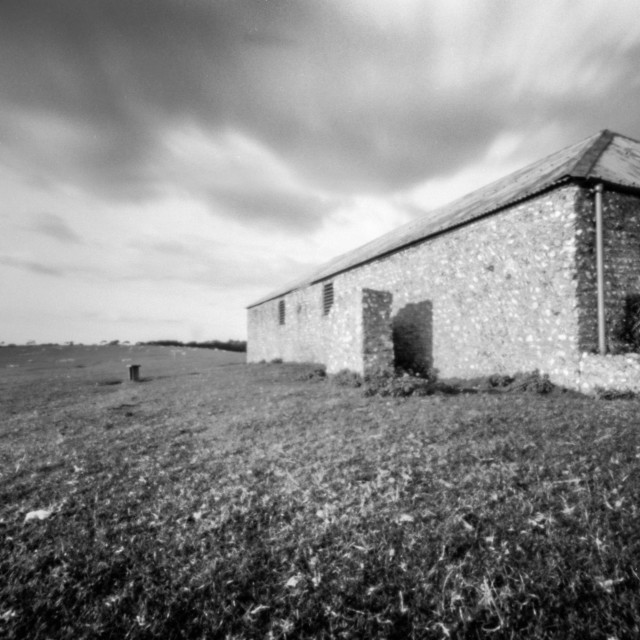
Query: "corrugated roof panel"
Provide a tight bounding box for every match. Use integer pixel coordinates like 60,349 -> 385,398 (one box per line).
589,133 -> 640,188
249,130 -> 640,308
303,132 -> 602,286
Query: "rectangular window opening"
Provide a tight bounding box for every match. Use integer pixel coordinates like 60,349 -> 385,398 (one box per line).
278,299 -> 286,325
322,282 -> 334,316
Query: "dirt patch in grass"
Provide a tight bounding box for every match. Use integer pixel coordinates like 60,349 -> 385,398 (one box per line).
1,354 -> 640,638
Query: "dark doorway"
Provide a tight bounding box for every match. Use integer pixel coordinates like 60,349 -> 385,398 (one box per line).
618,294 -> 640,351
392,300 -> 433,375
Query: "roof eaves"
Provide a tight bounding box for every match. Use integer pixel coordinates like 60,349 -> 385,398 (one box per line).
594,178 -> 640,196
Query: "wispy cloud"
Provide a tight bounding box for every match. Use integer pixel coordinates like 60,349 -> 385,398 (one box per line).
31,212 -> 82,244
0,255 -> 64,277
209,187 -> 332,231
122,236 -> 310,289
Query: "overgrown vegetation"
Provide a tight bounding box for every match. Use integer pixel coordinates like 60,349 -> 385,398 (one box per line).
363,367 -> 436,397
332,368 -> 364,387
474,370 -> 556,394
594,387 -> 637,401
334,367 -> 556,399
2,351 -> 640,638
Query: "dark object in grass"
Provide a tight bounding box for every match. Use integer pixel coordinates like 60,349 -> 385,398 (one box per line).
488,373 -> 516,388
306,366 -> 327,381
363,367 -> 436,397
504,370 -> 554,394
109,403 -> 138,411
595,387 -> 636,400
128,364 -> 141,381
332,369 -> 363,387
289,364 -> 327,381
365,369 -> 556,398
98,379 -> 122,386
473,370 -> 554,394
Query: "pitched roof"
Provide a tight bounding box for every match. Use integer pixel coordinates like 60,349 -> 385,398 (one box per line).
249,130 -> 640,308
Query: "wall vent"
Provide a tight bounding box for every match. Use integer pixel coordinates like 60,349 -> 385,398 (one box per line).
323,282 -> 334,315
278,299 -> 285,325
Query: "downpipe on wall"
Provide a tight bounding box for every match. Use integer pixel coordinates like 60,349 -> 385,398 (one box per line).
595,183 -> 606,355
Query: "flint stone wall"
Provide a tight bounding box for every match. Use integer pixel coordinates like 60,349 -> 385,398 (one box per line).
249,185 -> 582,382
361,288 -> 394,375
247,285 -> 394,375
579,353 -> 640,393
575,190 -> 640,353
248,185 -> 640,390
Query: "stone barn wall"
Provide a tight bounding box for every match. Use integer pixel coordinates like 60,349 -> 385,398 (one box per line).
247,285 -> 394,375
579,353 -> 640,394
575,190 -> 640,354
248,185 -> 590,386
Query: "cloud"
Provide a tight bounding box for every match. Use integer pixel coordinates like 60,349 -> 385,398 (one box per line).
32,213 -> 82,244
122,235 -> 309,289
0,254 -> 64,277
209,187 -> 332,231
80,309 -> 183,326
2,0 -> 640,221
157,124 -> 336,230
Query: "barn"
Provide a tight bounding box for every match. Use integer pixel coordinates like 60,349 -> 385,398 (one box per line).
247,130 -> 640,392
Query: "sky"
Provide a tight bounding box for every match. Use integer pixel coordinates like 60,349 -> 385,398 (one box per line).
2,0 -> 640,345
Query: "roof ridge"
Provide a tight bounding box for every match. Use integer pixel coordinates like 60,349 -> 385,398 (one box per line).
604,130 -> 640,144
567,129 -> 615,178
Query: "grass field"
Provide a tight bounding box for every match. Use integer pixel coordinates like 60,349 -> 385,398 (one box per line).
1,346 -> 640,639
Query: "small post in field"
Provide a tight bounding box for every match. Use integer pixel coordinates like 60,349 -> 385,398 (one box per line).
127,364 -> 141,382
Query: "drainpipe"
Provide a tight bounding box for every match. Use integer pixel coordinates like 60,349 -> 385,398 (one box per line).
595,183 -> 606,355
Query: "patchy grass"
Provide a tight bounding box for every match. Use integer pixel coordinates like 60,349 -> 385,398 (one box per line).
2,351 -> 640,638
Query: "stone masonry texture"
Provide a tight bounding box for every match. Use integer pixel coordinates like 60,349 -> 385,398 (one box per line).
248,184 -> 640,391
575,190 -> 640,354
579,353 -> 640,393
361,288 -> 394,375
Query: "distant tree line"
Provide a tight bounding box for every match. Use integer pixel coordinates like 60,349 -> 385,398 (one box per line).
142,339 -> 247,353
0,339 -> 247,352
